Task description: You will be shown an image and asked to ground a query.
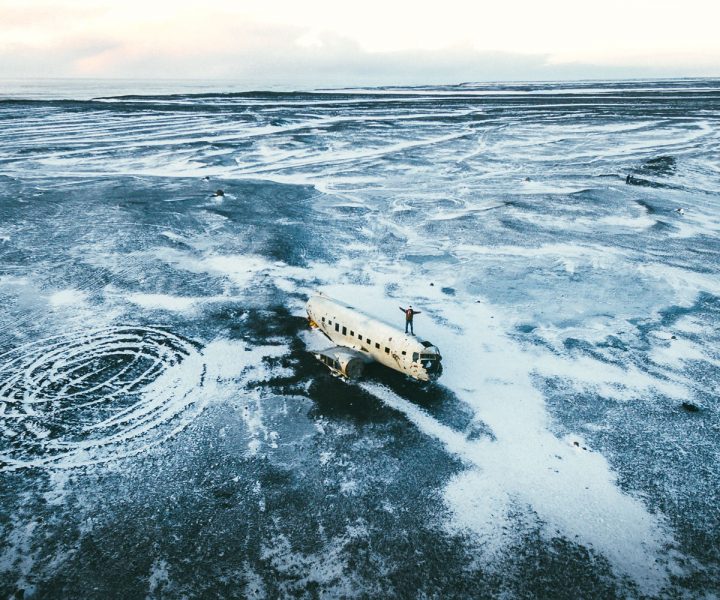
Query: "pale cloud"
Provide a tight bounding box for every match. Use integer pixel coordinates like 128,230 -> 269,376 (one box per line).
0,0 -> 718,82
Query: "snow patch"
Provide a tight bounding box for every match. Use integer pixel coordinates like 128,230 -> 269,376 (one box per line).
49,289 -> 88,308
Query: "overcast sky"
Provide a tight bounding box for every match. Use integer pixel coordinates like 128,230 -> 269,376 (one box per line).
1,0 -> 719,85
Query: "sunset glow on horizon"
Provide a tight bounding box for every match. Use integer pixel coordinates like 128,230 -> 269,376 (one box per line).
1,0 -> 719,84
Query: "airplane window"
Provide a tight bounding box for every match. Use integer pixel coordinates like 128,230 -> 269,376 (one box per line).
375,343 -> 380,349
385,347 -> 390,354
321,317 -> 325,322
412,352 -> 419,361
366,338 -> 371,344
358,335 -> 362,341
335,323 -> 339,332
401,351 -> 406,355
342,326 -> 347,335
350,330 -> 354,336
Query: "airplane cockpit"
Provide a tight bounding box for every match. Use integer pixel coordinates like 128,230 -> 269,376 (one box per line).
412,341 -> 442,379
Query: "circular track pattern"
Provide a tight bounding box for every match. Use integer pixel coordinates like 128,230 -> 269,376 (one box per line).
0,325 -> 206,470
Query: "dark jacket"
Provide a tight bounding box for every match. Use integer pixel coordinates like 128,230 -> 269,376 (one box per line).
399,307 -> 421,322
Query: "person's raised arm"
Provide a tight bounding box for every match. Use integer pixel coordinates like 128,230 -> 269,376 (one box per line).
399,306 -> 405,312
414,310 -> 421,315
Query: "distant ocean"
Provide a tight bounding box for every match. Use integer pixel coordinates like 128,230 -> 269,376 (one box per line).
1,78 -> 718,599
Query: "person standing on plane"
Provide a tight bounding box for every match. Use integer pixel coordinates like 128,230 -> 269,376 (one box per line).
399,305 -> 421,335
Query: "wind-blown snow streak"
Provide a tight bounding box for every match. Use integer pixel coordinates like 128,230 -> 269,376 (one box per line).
322,271 -> 686,595
3,83 -> 717,200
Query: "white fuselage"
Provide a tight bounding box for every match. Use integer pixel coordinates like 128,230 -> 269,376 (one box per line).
306,294 -> 442,382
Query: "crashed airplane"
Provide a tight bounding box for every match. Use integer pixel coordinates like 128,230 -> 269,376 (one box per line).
306,293 -> 442,381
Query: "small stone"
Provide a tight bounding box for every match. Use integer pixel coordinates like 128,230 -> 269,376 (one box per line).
681,402 -> 699,413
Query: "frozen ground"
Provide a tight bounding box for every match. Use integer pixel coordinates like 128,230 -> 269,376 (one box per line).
0,79 -> 719,598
